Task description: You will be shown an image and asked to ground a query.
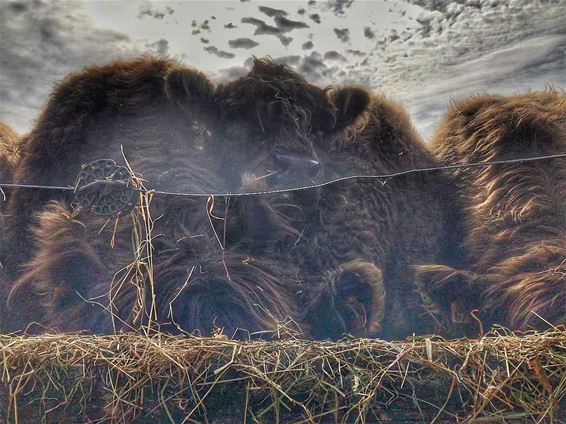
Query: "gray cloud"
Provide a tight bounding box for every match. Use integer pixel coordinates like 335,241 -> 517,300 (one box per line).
216,52 -> 336,87
298,52 -> 327,78
204,45 -> 236,59
216,65 -> 247,82
324,51 -> 346,61
309,14 -> 321,24
258,6 -> 288,17
302,41 -> 314,50
273,55 -> 301,66
346,49 -> 365,57
280,35 -> 293,46
148,39 -> 169,56
140,9 -> 164,19
138,6 -> 174,20
228,38 -> 260,49
330,0 -> 355,15
364,27 -> 375,39
0,0 -> 140,133
241,17 -> 282,36
241,16 -> 295,46
274,15 -> 309,31
334,28 -> 350,43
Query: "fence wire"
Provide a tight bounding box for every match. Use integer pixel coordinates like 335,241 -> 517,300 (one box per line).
0,152 -> 565,198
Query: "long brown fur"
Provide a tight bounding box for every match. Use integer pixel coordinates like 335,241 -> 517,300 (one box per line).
0,123 -> 21,185
4,57 -> 460,339
0,123 -> 21,331
416,91 -> 566,332
300,93 -> 463,339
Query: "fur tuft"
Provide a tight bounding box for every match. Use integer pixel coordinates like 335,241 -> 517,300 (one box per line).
422,91 -> 566,331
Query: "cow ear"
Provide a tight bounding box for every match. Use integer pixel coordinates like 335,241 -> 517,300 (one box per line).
328,87 -> 371,130
307,260 -> 385,339
165,67 -> 217,117
414,264 -> 487,324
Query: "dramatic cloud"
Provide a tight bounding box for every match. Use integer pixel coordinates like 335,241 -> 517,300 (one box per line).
364,27 -> 375,39
347,49 -> 365,57
298,52 -> 326,77
139,9 -> 164,20
274,15 -> 309,31
241,16 -> 296,45
0,0 -> 141,133
258,6 -> 287,17
331,0 -> 355,15
1,0 -> 563,141
204,45 -> 236,59
324,51 -> 346,61
228,38 -> 260,49
148,39 -> 169,56
280,35 -> 293,46
241,17 -> 281,36
216,65 -> 247,81
302,41 -> 314,50
334,28 -> 350,43
273,55 -> 301,66
138,5 -> 174,20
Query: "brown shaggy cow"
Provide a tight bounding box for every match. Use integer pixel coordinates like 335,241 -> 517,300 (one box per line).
0,122 -> 21,232
0,122 -> 21,331
416,91 -> 566,333
0,122 -> 21,223
3,57 -> 460,339
298,93 -> 463,339
3,58 -> 312,336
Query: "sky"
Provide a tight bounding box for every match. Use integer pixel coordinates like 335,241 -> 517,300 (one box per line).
0,0 -> 564,138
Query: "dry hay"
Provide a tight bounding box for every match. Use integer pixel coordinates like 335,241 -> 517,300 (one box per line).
0,329 -> 564,423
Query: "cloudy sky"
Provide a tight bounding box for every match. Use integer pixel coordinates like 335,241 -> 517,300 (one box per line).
1,0 -> 564,138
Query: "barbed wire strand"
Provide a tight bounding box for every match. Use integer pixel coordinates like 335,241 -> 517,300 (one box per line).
0,152 -> 564,198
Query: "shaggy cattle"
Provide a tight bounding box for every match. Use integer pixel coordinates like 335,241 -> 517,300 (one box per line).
0,122 -> 21,238
0,123 -> 21,331
3,57 -> 459,339
299,93 -> 462,339
417,91 -> 566,333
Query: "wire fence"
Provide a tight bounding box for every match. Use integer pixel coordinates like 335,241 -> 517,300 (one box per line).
1,152 -> 565,198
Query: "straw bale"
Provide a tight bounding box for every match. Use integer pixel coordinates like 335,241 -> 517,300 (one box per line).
1,329 -> 565,423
